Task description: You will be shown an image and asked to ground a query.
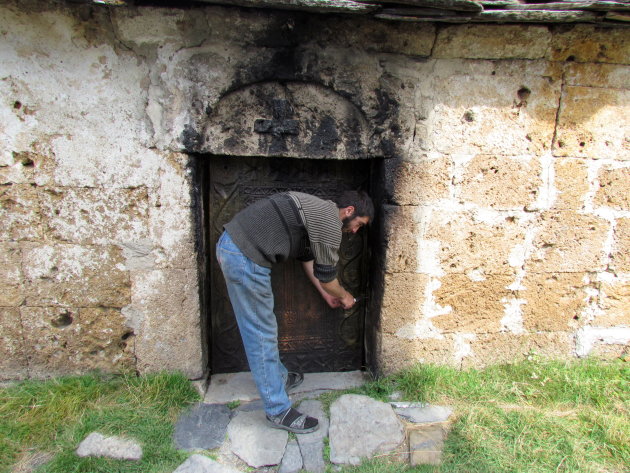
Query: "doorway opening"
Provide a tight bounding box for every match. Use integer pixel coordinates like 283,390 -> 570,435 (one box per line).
195,155 -> 380,375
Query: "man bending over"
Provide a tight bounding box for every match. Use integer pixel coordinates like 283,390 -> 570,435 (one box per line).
216,190 -> 373,433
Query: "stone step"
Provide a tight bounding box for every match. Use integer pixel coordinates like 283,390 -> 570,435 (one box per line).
203,371 -> 368,404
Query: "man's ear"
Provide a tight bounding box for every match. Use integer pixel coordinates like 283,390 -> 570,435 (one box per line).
345,206 -> 355,217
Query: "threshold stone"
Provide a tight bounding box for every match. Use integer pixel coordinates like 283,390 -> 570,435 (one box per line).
76,432 -> 142,460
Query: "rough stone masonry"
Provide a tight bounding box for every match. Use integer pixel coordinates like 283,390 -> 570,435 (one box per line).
0,0 -> 628,381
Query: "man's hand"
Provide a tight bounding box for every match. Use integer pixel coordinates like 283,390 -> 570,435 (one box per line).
322,292 -> 342,308
340,292 -> 355,310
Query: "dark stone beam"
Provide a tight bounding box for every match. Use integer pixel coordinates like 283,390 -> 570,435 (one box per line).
193,0 -> 380,13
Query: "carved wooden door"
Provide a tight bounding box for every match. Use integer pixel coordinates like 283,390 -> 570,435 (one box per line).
208,156 -> 370,373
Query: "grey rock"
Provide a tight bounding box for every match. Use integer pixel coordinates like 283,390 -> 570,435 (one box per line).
296,400 -> 328,473
76,432 -> 142,460
299,441 -> 326,473
174,403 -> 232,451
329,394 -> 404,466
392,403 -> 453,423
173,454 -> 244,473
227,410 -> 288,467
278,440 -> 302,473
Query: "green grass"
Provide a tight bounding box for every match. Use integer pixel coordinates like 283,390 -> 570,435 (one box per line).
1,359 -> 628,473
331,358 -> 629,473
0,371 -> 200,473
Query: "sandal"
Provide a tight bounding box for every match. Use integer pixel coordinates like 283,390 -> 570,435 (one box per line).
266,407 -> 319,434
285,372 -> 304,392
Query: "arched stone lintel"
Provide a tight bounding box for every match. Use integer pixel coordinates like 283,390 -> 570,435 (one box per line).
196,80 -> 381,159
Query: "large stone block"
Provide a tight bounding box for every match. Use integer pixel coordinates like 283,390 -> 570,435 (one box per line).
575,326 -> 630,359
610,218 -> 630,272
320,17 -> 436,57
427,60 -> 562,156
521,273 -> 590,332
566,63 -> 630,90
432,274 -> 514,333
148,154 -> 197,269
553,158 -> 589,210
112,6 -> 209,48
381,273 -> 431,333
462,332 -> 573,368
39,187 -> 150,245
22,243 -> 130,308
597,276 -> 630,328
459,155 -> 542,210
0,184 -> 42,241
0,307 -> 28,380
594,166 -> 630,211
20,307 -> 84,378
424,211 -> 526,276
550,25 -> 630,64
377,334 -> 456,375
21,306 -> 135,378
131,269 -> 203,378
554,86 -> 630,160
434,25 -> 551,60
0,242 -> 24,306
586,342 -> 628,361
386,157 -> 451,206
526,211 -> 609,273
382,205 -> 419,273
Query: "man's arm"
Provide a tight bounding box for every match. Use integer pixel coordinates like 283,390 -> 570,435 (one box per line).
302,260 -> 355,309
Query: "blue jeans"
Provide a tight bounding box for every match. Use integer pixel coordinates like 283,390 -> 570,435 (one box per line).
216,230 -> 290,416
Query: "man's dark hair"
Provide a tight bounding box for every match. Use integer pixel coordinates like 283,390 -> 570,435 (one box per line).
335,190 -> 374,220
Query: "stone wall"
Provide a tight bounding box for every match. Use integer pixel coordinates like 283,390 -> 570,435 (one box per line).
0,0 -> 628,379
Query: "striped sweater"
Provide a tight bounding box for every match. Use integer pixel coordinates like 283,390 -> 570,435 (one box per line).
224,192 -> 342,282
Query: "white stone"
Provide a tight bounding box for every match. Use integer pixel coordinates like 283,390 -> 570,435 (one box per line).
76,432 -> 142,461
329,394 -> 405,466
227,410 -> 288,468
575,327 -> 630,357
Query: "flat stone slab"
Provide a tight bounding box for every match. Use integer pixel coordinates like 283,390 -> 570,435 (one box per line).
391,402 -> 453,424
329,394 -> 405,466
76,432 -> 142,461
174,403 -> 232,451
296,400 -> 328,473
205,371 -> 367,404
278,440 -> 302,473
227,410 -> 288,468
173,454 -> 244,473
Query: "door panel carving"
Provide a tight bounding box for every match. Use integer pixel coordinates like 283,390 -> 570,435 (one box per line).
208,156 -> 370,373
